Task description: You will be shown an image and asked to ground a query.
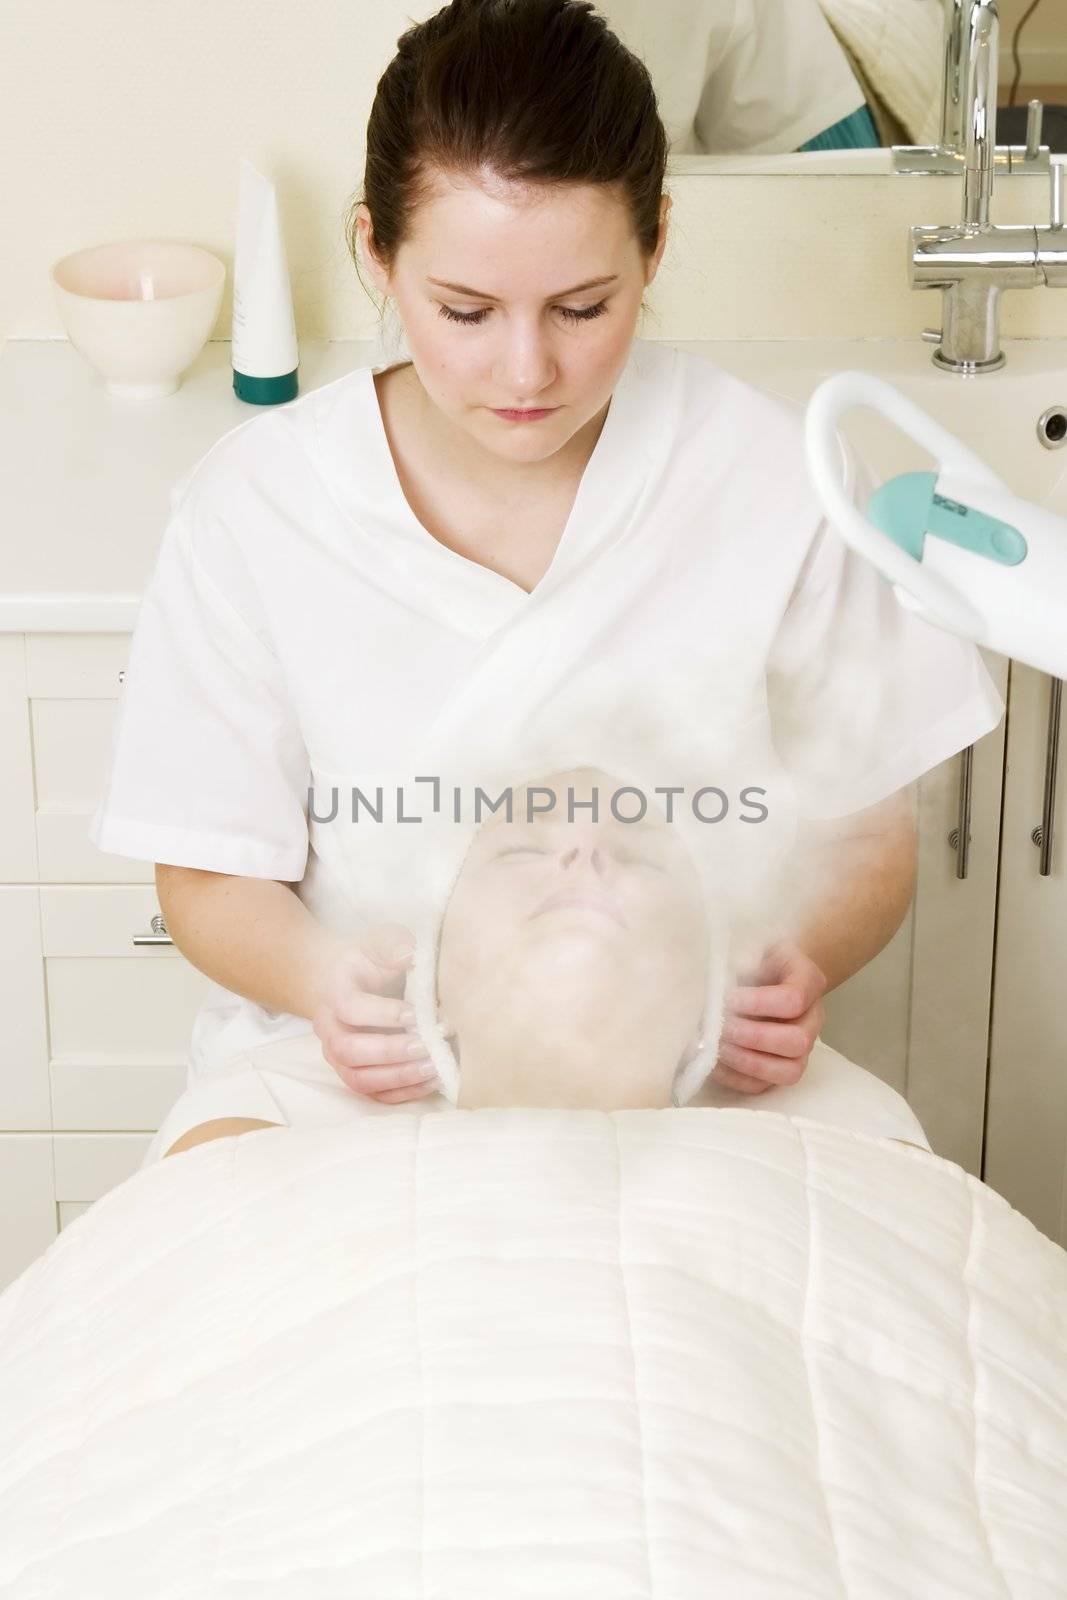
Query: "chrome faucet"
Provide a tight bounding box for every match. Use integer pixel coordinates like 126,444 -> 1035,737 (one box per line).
909,0 -> 1067,374
894,0 -> 1049,176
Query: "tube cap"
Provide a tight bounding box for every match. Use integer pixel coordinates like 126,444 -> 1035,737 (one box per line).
232,367 -> 299,406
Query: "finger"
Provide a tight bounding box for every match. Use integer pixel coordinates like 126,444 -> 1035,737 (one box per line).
372,1078 -> 442,1103
730,982 -> 806,1019
722,1017 -> 811,1059
735,939 -> 792,986
328,1030 -> 428,1070
709,1061 -> 774,1095
716,1040 -> 802,1086
332,993 -> 416,1031
343,1056 -> 436,1092
735,958 -> 780,989
358,923 -> 416,973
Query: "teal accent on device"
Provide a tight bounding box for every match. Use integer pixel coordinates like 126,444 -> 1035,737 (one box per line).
866,471 -> 1028,566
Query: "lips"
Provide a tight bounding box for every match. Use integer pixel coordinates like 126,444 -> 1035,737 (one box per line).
532,888 -> 625,926
492,406 -> 557,418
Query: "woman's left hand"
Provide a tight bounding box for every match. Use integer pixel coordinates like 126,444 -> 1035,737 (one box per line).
710,937 -> 828,1095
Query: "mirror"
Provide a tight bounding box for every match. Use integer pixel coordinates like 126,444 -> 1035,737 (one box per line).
602,0 -> 1067,175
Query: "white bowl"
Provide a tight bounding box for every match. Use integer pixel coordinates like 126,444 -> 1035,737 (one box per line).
50,240 -> 226,399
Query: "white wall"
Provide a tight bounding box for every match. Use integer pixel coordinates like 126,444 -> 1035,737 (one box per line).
997,0 -> 1067,91
3,1 -> 1065,347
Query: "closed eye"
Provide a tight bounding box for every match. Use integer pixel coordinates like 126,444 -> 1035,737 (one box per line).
494,843 -> 664,870
439,301 -> 608,327
621,852 -> 665,871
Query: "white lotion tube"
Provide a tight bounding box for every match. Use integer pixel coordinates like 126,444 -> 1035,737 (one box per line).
232,158 -> 299,404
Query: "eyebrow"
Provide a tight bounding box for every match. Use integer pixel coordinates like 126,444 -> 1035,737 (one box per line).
427,274 -> 619,303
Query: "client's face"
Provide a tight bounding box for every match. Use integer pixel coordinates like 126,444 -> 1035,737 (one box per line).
435,770 -> 711,1110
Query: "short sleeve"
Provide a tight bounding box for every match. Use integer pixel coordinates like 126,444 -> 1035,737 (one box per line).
767,449 -> 1006,821
88,503 -> 311,880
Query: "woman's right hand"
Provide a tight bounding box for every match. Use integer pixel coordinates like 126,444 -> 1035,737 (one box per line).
311,922 -> 441,1104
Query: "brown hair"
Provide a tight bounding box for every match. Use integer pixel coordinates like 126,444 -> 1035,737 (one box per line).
345,0 -> 668,310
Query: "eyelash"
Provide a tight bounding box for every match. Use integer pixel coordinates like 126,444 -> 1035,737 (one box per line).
438,301 -> 609,327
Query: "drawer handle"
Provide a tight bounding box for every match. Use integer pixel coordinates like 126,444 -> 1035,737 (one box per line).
1030,676 -> 1063,877
947,743 -> 973,880
132,912 -> 172,946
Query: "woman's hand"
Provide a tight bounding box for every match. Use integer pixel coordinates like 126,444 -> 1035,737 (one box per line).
710,937 -> 827,1095
312,922 -> 441,1104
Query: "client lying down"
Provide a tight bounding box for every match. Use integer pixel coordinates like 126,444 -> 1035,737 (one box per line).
163,765 -> 931,1158
2,770 -> 1064,1594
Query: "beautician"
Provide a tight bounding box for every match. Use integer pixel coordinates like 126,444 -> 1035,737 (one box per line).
90,0 -> 1003,1139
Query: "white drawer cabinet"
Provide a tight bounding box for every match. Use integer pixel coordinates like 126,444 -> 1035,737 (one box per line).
27,633 -> 150,885
0,887 -> 50,1128
42,885 -> 206,1058
0,633 -> 204,1295
0,879 -> 199,1133
42,884 -> 207,1129
986,663 -> 1067,1247
0,1136 -> 56,1295
0,1134 -> 155,1291
820,650 -> 1010,1179
0,635 -> 37,882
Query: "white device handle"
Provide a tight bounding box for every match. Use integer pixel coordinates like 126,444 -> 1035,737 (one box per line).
805,371 -> 1005,638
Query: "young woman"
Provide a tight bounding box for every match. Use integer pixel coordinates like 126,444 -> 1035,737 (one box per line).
90,0 -> 1002,1160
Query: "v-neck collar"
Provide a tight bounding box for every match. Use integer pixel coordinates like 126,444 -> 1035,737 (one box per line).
316,339 -> 664,640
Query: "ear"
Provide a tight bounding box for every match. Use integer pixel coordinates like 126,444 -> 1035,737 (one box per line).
647,193 -> 672,280
354,204 -> 389,296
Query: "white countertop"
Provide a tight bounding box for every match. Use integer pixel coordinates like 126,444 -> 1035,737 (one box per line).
3,335 -> 1066,631
0,339 -> 379,631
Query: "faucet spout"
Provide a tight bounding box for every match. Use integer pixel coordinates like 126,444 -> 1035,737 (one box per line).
964,1 -> 999,227
908,0 -> 1062,371
940,0 -> 967,155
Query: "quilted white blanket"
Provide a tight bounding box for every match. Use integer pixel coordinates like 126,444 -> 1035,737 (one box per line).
1,1108 -> 1065,1598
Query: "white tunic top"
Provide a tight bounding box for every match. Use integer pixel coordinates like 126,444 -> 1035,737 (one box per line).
603,0 -> 866,156
89,339 -> 1004,1081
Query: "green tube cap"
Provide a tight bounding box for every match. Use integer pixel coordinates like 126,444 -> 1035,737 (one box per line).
233,367 -> 299,406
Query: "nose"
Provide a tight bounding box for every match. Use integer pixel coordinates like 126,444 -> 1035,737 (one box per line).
494,331 -> 557,402
557,840 -> 610,876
